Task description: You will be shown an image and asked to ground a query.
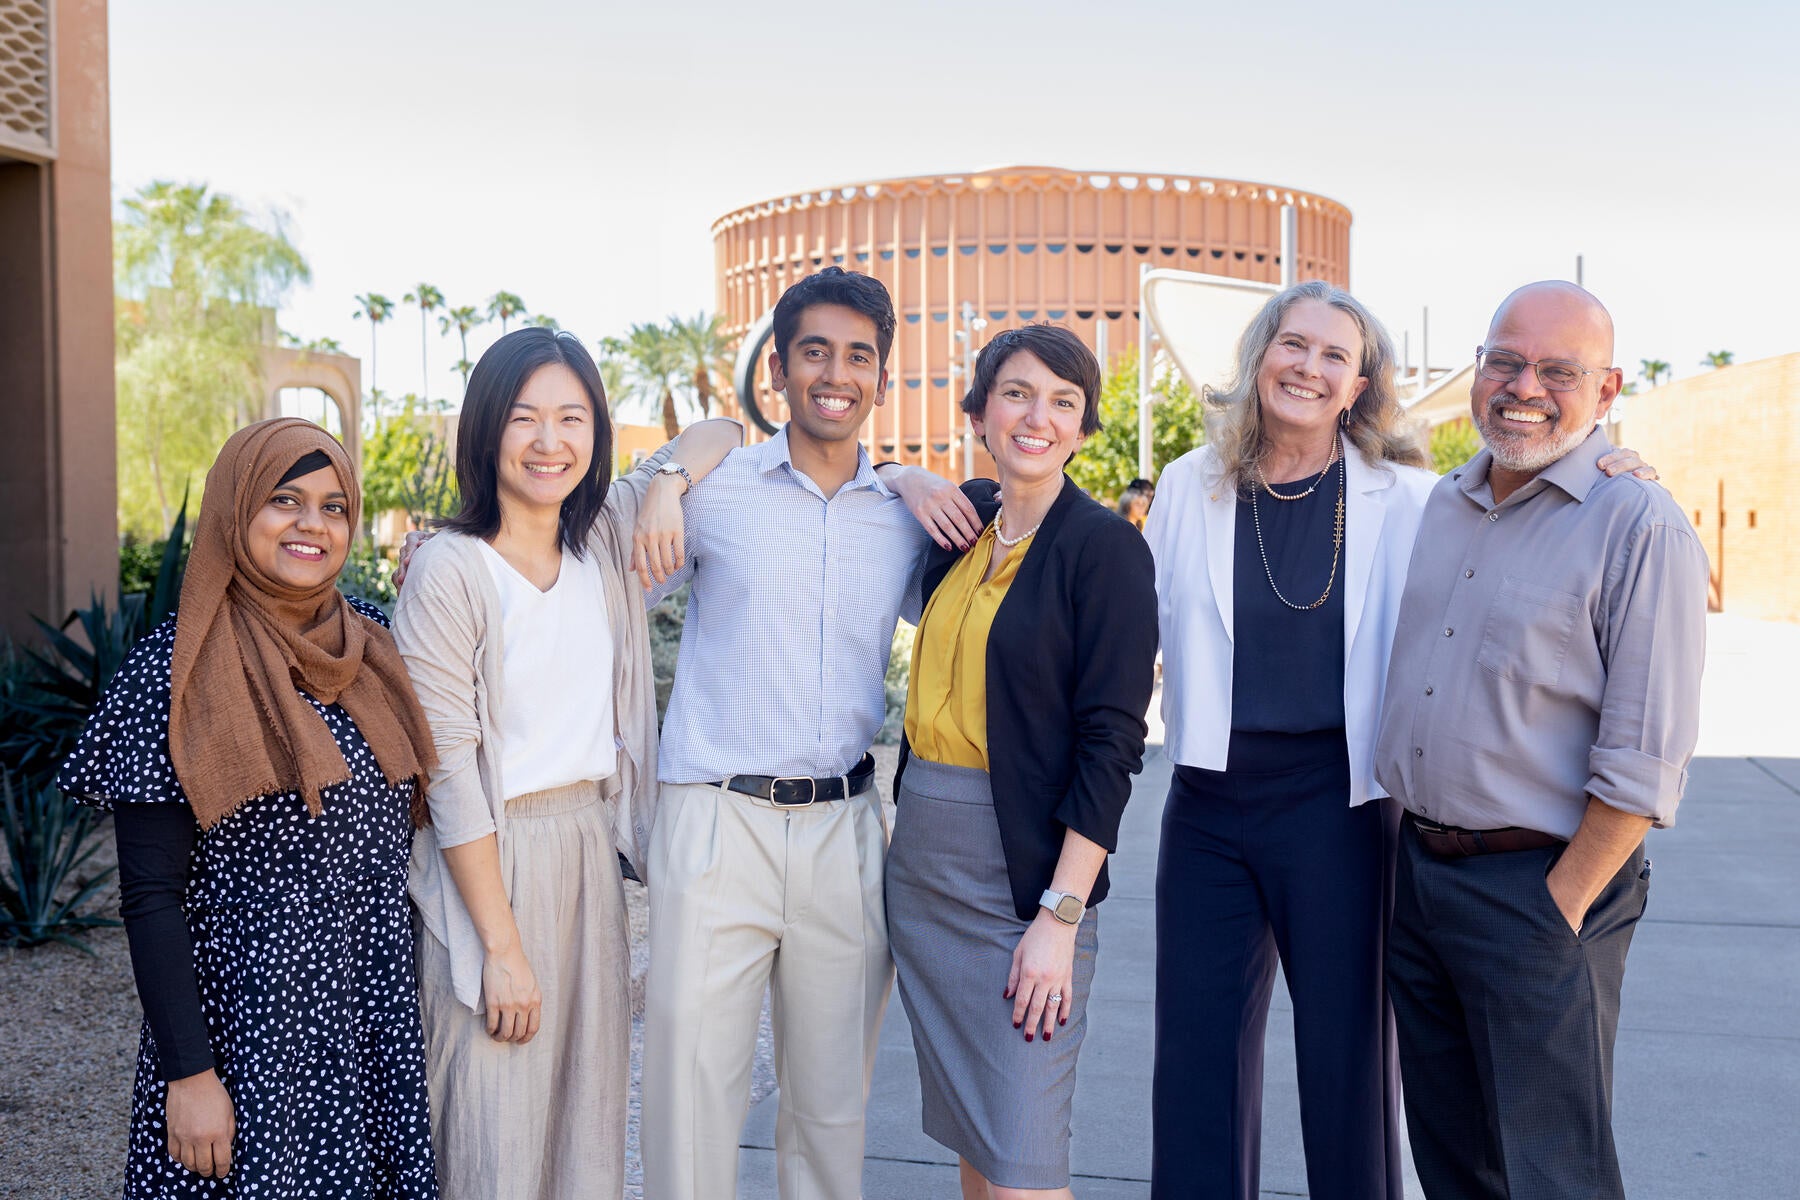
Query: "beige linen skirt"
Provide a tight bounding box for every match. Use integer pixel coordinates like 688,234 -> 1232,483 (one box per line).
417,781 -> 629,1200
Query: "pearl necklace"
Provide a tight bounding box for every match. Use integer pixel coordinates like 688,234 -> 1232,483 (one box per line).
994,508 -> 1041,547
1256,435 -> 1340,501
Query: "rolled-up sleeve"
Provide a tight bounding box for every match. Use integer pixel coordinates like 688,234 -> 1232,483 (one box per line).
1052,523 -> 1159,852
392,550 -> 495,848
1586,521 -> 1710,826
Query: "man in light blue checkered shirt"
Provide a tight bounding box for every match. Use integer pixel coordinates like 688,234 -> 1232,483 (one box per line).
640,268 -> 981,1200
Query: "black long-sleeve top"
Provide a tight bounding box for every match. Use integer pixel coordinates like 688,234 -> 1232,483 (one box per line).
113,803 -> 214,1079
895,476 -> 1160,921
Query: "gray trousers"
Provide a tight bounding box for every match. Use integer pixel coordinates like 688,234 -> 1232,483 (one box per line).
1386,817 -> 1649,1200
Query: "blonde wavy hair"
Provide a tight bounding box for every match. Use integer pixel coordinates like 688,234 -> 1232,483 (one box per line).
1203,280 -> 1427,493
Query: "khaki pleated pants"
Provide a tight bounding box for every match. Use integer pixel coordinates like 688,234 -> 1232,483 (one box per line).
416,782 -> 629,1200
641,780 -> 892,1200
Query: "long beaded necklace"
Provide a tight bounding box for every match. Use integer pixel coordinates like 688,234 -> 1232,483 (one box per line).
1250,437 -> 1346,611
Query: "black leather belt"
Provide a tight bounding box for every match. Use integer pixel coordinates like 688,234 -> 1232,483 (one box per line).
715,753 -> 876,808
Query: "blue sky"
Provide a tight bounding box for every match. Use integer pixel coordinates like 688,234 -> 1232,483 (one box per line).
111,0 -> 1799,407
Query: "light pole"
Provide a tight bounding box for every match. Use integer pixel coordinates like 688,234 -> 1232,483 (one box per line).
956,300 -> 987,479
1137,263 -> 1156,481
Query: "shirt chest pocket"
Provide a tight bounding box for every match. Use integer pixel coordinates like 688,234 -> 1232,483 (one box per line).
1475,576 -> 1585,687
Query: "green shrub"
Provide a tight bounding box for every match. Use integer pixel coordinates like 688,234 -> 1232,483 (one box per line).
648,584 -> 689,727
1431,419 -> 1483,475
0,769 -> 119,953
880,623 -> 914,745
337,544 -> 398,613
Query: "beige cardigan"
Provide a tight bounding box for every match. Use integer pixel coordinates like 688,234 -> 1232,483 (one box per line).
394,454 -> 665,1012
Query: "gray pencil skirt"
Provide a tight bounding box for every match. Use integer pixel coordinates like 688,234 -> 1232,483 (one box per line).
886,755 -> 1100,1190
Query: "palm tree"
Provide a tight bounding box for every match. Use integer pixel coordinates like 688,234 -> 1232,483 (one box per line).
596,337 -> 629,414
1703,350 -> 1734,369
439,305 -> 485,388
353,292 -> 397,420
525,314 -> 560,330
669,311 -> 730,418
404,282 -> 444,402
487,291 -> 528,334
1640,358 -> 1672,387
617,323 -> 690,440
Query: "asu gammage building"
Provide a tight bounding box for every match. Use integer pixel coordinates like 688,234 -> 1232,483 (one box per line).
712,166 -> 1352,478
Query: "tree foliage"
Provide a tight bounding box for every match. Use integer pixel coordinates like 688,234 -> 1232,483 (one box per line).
1429,418 -> 1483,474
361,396 -> 459,525
486,291 -> 527,334
1064,349 -> 1205,501
113,182 -> 310,536
670,311 -> 730,418
616,322 -> 694,440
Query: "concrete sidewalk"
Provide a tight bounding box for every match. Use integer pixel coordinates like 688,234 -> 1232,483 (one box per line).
738,617 -> 1800,1198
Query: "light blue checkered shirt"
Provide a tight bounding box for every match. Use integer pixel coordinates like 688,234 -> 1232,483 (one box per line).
649,427 -> 931,783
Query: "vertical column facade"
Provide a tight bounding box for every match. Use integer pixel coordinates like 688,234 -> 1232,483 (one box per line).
714,167 -> 1352,479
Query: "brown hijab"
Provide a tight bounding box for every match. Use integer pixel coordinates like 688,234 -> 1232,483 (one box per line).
169,418 -> 437,828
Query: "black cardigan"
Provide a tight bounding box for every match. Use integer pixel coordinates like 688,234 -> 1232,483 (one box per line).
895,476 -> 1159,921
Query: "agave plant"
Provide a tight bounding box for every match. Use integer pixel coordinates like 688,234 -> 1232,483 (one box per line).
0,770 -> 119,952
0,505 -> 186,791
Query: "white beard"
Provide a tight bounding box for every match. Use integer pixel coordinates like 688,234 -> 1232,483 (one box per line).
1474,398 -> 1587,474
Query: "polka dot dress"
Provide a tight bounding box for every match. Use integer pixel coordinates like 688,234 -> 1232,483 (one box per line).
62,602 -> 437,1198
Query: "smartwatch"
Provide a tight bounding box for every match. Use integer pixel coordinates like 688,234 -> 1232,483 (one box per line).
1039,889 -> 1085,926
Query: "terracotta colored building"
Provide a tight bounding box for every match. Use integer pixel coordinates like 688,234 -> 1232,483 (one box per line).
1606,354 -> 1800,623
1408,354 -> 1800,624
0,0 -> 116,640
712,166 -> 1351,478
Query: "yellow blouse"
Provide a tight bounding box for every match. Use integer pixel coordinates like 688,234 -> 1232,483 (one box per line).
903,521 -> 1028,769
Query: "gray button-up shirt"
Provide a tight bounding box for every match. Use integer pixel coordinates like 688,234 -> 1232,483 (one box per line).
1374,427 -> 1709,839
648,427 -> 930,783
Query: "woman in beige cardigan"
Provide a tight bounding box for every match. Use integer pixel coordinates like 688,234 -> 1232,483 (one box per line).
393,328 -> 741,1200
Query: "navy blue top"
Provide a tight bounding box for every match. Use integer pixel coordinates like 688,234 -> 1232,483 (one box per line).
1231,461 -> 1348,736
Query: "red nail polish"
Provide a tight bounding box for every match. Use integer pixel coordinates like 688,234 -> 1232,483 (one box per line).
1044,1030 -> 1052,1041
1013,1021 -> 1021,1029
1060,1017 -> 1067,1026
1025,1033 -> 1033,1042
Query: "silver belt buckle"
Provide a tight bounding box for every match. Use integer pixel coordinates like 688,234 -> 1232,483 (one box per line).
768,775 -> 818,808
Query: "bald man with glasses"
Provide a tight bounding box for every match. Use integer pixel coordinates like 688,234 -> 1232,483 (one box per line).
1374,282 -> 1709,1199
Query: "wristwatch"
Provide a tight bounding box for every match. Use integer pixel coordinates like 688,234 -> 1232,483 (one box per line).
655,461 -> 694,492
1039,889 -> 1085,926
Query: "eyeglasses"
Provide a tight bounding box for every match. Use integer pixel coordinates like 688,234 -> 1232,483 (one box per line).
1474,347 -> 1611,393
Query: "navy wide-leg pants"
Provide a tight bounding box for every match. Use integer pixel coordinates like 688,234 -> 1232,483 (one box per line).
1151,730 -> 1404,1200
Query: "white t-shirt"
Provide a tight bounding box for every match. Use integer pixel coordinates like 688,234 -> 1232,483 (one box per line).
478,541 -> 617,799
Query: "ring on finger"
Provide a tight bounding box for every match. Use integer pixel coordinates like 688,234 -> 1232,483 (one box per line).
1047,991 -> 1063,1004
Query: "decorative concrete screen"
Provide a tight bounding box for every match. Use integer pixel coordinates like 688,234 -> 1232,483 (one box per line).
714,166 -> 1350,478
0,0 -> 51,159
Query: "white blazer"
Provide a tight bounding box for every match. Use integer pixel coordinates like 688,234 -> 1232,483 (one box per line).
1145,443 -> 1439,805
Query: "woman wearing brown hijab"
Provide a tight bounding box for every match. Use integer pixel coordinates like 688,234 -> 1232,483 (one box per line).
61,417 -> 441,1197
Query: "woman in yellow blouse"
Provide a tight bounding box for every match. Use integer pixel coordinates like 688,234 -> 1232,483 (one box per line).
887,325 -> 1159,1200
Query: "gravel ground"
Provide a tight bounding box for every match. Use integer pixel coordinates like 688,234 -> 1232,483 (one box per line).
0,744 -> 900,1199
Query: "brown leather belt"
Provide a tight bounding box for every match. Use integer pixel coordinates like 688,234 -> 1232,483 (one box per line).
1409,814 -> 1562,857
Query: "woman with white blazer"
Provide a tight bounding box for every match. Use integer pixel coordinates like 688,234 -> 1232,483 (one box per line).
1144,281 -> 1648,1200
